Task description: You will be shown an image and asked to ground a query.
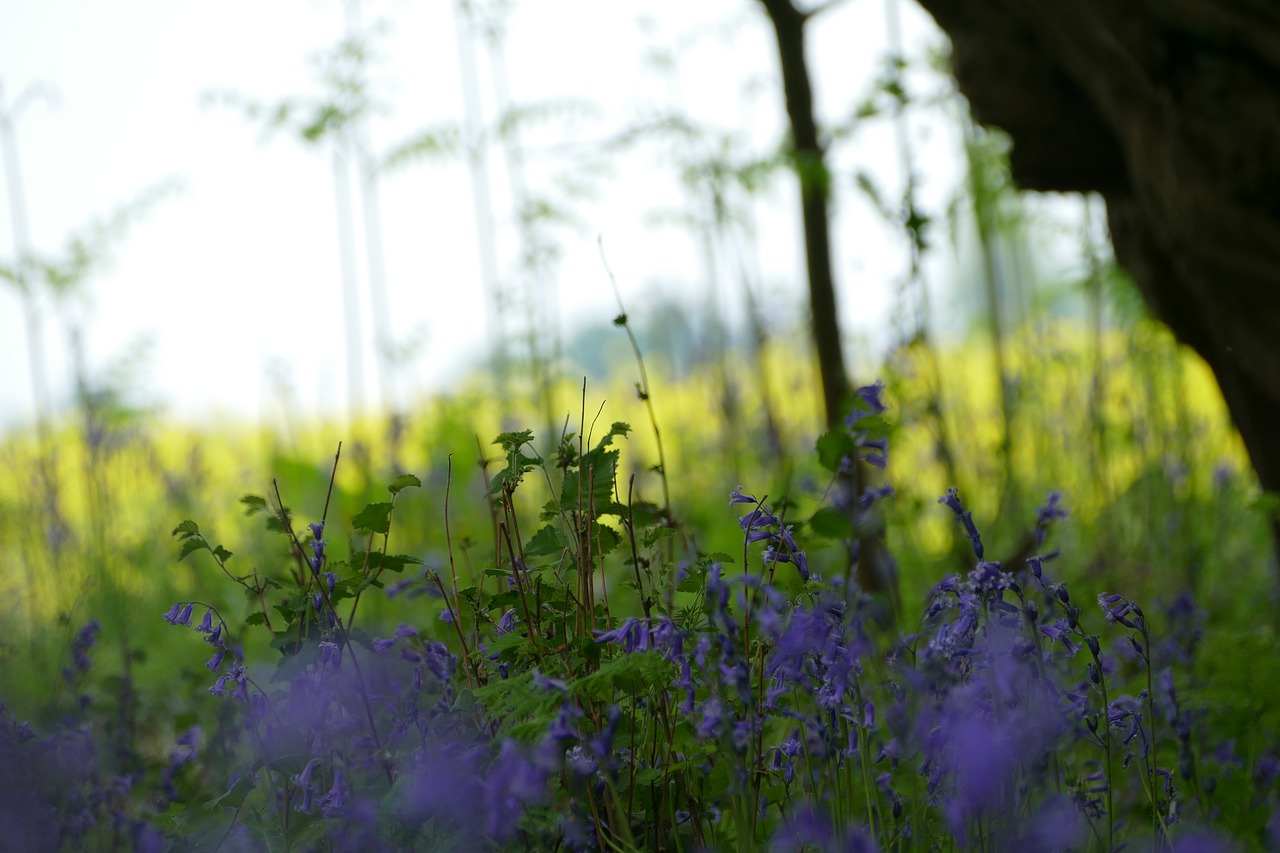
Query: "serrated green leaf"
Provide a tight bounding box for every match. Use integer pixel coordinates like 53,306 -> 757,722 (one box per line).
388,473 -> 421,495
485,630 -> 529,658
172,519 -> 199,538
816,429 -> 858,473
571,650 -> 670,700
244,612 -> 267,626
641,526 -> 676,549
494,429 -> 535,451
177,538 -> 209,562
212,545 -> 233,563
591,521 -> 622,558
239,494 -> 269,516
352,502 -> 394,534
347,551 -> 423,573
525,525 -> 568,558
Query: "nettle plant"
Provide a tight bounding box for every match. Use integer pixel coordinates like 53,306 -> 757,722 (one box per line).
5,384 -> 1267,851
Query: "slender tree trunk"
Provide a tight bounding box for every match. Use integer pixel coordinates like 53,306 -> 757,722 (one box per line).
759,0 -> 849,428
759,0 -> 898,612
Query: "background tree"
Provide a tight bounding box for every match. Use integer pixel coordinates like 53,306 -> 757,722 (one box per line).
757,0 -> 898,607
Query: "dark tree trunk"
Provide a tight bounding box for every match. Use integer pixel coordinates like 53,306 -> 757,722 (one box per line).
760,0 -> 898,610
914,0 -> 1280,566
759,0 -> 849,428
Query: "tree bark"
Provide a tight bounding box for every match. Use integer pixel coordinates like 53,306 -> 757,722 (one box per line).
759,0 -> 849,428
915,0 -> 1280,565
760,0 -> 897,610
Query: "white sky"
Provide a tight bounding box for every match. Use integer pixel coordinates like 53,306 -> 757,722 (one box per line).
0,0 -> 1003,431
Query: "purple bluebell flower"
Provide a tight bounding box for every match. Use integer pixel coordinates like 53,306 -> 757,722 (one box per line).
939,488 -> 984,560
773,802 -> 876,852
696,697 -> 724,740
1033,491 -> 1068,546
854,380 -> 886,415
859,436 -> 888,468
319,768 -> 349,817
549,705 -> 581,740
730,486 -> 757,505
859,484 -> 894,509
532,670 -> 568,694
496,610 -> 517,635
422,641 -> 457,682
196,609 -> 214,634
63,620 -> 101,686
589,706 -> 623,771
593,617 -> 651,653
1098,592 -> 1144,631
483,741 -> 547,841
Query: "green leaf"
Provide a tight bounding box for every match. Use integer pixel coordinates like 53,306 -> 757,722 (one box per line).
525,525 -> 568,558
642,526 -> 676,549
591,521 -> 622,558
212,545 -> 233,563
172,519 -> 200,538
345,551 -> 423,573
571,650 -> 670,701
352,502 -> 394,534
494,429 -> 536,452
485,630 -> 529,658
816,429 -> 857,473
560,447 -> 621,515
177,538 -> 209,562
239,494 -> 269,516
244,612 -> 267,626
388,473 -> 421,495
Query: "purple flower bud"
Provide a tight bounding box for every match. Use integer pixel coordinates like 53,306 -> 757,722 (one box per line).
176,603 -> 194,626
162,603 -> 183,624
319,768 -> 348,817
308,522 -> 325,539
196,609 -> 214,634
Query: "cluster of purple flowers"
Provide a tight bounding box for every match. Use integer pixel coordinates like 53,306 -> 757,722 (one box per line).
163,601 -> 248,701
5,387 -> 1277,851
732,486 -> 810,581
